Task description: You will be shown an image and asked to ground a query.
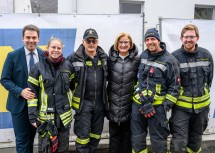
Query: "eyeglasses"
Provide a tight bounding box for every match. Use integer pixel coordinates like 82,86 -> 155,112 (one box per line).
85,39 -> 98,44
118,41 -> 130,45
183,36 -> 197,39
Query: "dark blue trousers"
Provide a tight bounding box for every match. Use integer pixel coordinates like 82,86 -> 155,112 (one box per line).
11,106 -> 36,153
131,103 -> 170,153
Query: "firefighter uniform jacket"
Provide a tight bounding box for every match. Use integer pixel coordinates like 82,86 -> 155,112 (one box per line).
172,44 -> 214,113
67,44 -> 108,113
27,58 -> 73,128
133,42 -> 180,107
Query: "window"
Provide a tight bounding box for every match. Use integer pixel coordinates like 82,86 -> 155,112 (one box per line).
30,0 -> 58,13
119,1 -> 144,14
194,5 -> 215,20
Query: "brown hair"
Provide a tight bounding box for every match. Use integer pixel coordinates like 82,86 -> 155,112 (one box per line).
114,32 -> 134,51
22,24 -> 40,37
181,24 -> 199,37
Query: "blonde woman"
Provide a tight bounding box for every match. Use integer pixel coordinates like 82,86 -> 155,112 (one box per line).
27,38 -> 73,153
106,32 -> 140,153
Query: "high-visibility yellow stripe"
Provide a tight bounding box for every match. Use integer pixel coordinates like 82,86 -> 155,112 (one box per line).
76,137 -> 90,145
178,93 -> 210,103
39,114 -> 54,120
98,60 -> 101,65
67,90 -> 73,107
132,96 -> 142,105
176,99 -> 210,109
153,100 -> 163,105
39,75 -> 48,113
187,147 -> 202,153
133,92 -> 165,105
180,86 -> 184,96
28,76 -> 39,86
60,110 -> 72,119
90,133 -> 101,139
132,148 -> 148,153
27,98 -> 38,107
204,83 -> 209,94
86,61 -> 93,66
154,94 -> 165,101
156,84 -> 161,94
166,94 -> 177,103
62,116 -> 73,126
72,96 -> 80,102
72,102 -> 80,109
70,73 -> 75,80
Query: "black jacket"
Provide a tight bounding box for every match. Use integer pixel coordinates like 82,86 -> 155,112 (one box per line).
172,44 -> 214,113
133,42 -> 180,108
27,57 -> 73,128
67,44 -> 108,113
107,44 -> 140,123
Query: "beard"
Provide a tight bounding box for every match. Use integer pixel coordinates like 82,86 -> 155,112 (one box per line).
184,42 -> 195,51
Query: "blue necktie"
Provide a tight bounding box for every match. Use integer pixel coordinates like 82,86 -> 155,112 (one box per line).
29,52 -> 35,70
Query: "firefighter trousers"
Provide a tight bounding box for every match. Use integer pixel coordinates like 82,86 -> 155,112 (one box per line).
131,103 -> 170,153
170,107 -> 209,153
74,99 -> 105,153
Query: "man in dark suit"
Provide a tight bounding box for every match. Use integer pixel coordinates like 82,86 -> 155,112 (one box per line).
1,24 -> 43,153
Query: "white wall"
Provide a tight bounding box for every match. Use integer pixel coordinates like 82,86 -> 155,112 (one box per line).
144,0 -> 215,28
14,0 -> 32,13
58,0 -> 73,14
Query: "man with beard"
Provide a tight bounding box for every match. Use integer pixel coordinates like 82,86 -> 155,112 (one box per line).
67,28 -> 108,153
170,24 -> 214,153
131,28 -> 180,153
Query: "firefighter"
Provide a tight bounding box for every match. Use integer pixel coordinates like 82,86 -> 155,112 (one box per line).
131,28 -> 180,153
170,24 -> 214,153
27,37 -> 73,153
67,28 -> 108,153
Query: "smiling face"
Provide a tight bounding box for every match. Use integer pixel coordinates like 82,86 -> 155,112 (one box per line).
46,39 -> 63,60
22,30 -> 39,51
117,36 -> 131,56
180,30 -> 199,52
145,37 -> 162,53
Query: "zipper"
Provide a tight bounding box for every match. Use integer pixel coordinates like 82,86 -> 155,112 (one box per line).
94,70 -> 97,107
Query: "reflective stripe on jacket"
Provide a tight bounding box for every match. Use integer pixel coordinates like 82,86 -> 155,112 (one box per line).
27,58 -> 73,128
67,44 -> 108,113
133,42 -> 180,107
172,44 -> 214,113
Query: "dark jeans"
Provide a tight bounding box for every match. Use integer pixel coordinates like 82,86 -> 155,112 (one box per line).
170,107 -> 209,153
109,120 -> 132,153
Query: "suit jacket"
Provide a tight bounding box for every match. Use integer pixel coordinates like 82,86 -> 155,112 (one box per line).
1,46 -> 43,114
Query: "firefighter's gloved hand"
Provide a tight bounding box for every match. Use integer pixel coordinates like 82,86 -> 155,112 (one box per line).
50,135 -> 58,153
37,121 -> 48,137
163,100 -> 174,112
139,102 -> 156,118
47,121 -> 58,153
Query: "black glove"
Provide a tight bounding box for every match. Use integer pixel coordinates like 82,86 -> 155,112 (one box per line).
37,121 -> 48,137
163,100 -> 174,112
139,101 -> 156,118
